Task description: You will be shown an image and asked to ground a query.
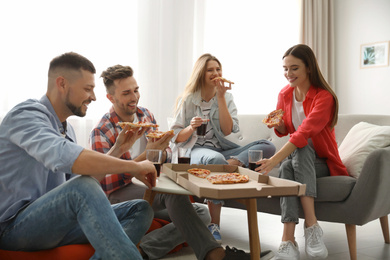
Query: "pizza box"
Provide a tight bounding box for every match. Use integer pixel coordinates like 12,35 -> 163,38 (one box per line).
162,163 -> 306,200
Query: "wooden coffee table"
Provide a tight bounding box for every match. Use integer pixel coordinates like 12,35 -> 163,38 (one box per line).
133,173 -> 263,260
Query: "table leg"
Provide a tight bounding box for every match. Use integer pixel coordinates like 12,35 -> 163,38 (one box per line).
143,189 -> 156,205
244,198 -> 261,260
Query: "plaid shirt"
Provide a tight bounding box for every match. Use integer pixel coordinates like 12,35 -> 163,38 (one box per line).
89,106 -> 158,195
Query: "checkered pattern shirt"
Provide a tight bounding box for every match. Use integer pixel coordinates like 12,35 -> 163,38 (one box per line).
89,106 -> 158,195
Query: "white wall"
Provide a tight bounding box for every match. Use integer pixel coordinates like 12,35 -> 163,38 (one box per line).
334,0 -> 390,114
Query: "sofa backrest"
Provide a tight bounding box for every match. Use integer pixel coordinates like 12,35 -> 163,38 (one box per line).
226,114 -> 390,152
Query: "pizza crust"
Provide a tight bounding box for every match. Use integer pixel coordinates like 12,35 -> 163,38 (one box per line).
211,77 -> 235,84
118,122 -> 159,129
262,109 -> 284,126
187,168 -> 211,179
146,130 -> 174,139
206,173 -> 249,184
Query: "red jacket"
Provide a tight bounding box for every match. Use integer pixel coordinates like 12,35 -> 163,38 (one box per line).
275,85 -> 349,176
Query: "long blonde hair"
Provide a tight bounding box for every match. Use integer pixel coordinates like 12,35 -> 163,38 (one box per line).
283,44 -> 339,128
174,54 -> 221,116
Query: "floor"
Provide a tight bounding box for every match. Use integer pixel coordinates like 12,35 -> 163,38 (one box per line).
160,204 -> 390,260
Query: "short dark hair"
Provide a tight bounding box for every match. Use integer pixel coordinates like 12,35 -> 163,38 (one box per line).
48,52 -> 96,76
100,65 -> 134,94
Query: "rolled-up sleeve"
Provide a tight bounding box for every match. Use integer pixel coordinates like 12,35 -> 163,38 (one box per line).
6,108 -> 83,174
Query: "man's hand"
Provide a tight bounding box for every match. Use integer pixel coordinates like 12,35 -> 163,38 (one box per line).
109,125 -> 147,158
131,160 -> 157,189
145,130 -> 174,151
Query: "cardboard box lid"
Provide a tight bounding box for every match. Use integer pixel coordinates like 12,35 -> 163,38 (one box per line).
162,163 -> 306,199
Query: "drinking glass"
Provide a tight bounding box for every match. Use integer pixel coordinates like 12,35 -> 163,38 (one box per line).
146,149 -> 163,177
178,147 -> 191,164
248,150 -> 263,171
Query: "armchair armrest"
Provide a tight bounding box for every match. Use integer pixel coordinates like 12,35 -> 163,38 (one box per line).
344,146 -> 390,225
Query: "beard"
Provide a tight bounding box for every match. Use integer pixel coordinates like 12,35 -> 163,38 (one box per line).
66,100 -> 86,117
65,92 -> 87,117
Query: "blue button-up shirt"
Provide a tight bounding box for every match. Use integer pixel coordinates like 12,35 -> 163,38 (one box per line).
0,96 -> 84,234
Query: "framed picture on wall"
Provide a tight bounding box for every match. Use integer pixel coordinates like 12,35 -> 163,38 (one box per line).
360,41 -> 389,68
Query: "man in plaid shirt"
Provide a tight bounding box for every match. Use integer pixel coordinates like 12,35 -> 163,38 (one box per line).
89,65 -> 228,260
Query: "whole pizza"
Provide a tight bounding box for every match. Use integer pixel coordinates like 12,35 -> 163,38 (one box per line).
206,172 -> 249,184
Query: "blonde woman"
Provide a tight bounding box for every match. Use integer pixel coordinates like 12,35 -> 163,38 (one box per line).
170,53 -> 275,242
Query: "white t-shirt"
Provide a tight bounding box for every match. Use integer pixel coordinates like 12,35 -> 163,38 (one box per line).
195,97 -> 221,148
292,90 -> 313,148
128,116 -> 147,159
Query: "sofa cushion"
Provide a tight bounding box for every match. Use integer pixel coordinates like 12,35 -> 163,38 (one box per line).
338,122 -> 390,178
316,176 -> 356,202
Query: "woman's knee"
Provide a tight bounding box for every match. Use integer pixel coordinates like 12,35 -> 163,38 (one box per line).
205,153 -> 226,164
279,160 -> 294,180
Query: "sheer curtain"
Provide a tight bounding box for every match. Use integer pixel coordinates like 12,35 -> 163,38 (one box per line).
0,0 -> 139,120
137,0 -> 301,130
300,0 -> 335,87
1,0 -> 301,145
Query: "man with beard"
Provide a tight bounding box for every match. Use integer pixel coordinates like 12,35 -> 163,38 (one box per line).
0,52 -> 157,260
89,65 -> 273,260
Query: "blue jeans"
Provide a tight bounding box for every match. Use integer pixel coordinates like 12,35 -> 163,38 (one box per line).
279,146 -> 329,224
191,139 -> 276,167
0,176 -> 154,260
191,140 -> 276,204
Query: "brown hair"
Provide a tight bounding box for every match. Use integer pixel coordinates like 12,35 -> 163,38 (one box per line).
174,54 -> 221,116
48,52 -> 96,75
100,65 -> 134,94
283,44 -> 339,128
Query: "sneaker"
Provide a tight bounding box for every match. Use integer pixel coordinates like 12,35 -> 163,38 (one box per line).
208,223 -> 222,243
275,240 -> 300,260
224,246 -> 274,260
304,223 -> 328,259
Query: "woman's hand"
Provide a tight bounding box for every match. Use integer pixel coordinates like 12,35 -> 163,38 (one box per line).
255,157 -> 278,175
189,116 -> 204,131
214,78 -> 231,98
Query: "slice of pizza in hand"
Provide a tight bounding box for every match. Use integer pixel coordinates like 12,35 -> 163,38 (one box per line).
262,109 -> 285,126
187,168 -> 211,179
146,130 -> 174,139
206,172 -> 249,184
211,77 -> 235,84
118,122 -> 159,129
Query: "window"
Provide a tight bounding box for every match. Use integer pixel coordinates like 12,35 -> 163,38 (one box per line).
0,0 -> 139,118
202,0 -> 300,114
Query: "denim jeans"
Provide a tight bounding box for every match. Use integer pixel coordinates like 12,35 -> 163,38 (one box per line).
191,139 -> 276,167
191,140 -> 276,205
279,146 -> 329,224
0,175 -> 154,260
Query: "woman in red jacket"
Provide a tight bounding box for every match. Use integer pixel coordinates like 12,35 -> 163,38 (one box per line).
257,44 -> 349,260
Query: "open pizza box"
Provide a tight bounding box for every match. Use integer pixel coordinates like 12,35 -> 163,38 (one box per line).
162,163 -> 306,200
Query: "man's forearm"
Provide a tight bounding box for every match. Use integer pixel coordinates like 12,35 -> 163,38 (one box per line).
72,149 -> 137,181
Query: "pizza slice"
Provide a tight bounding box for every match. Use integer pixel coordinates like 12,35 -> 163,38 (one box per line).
118,122 -> 159,129
146,130 -> 174,139
211,77 -> 235,84
187,168 -> 211,179
262,109 -> 284,126
206,172 -> 249,184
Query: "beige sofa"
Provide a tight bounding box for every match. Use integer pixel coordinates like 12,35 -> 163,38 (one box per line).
221,114 -> 390,260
